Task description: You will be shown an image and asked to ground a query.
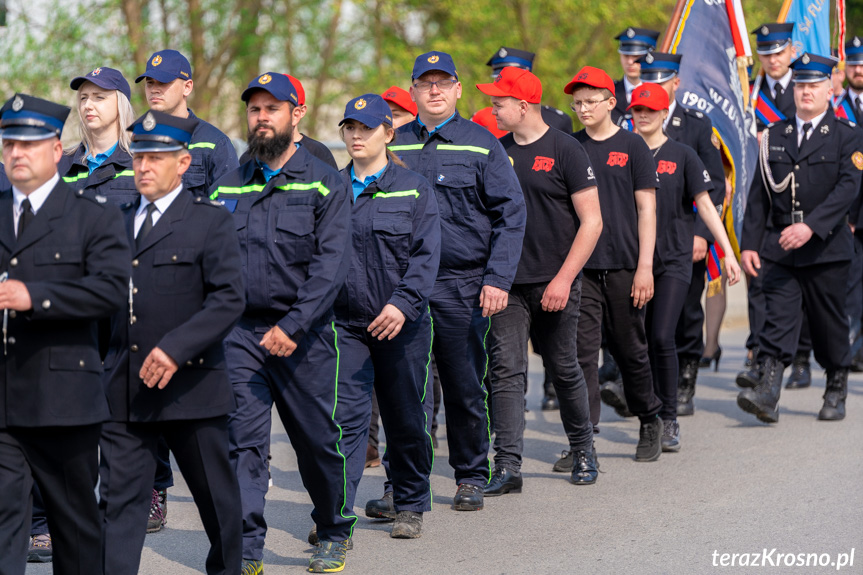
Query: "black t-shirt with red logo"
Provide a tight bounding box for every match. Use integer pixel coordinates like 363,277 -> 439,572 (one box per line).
501,127 -> 596,284
653,138 -> 712,283
573,128 -> 659,270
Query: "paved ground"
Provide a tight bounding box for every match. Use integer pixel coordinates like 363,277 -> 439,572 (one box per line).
26,327 -> 862,574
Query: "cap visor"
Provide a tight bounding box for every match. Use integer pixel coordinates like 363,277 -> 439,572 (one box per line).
339,112 -> 389,129
640,71 -> 677,84
792,73 -> 830,84
627,101 -> 666,111
618,45 -> 651,56
0,126 -> 59,141
135,70 -> 181,84
756,41 -> 790,56
476,83 -> 517,98
130,140 -> 185,153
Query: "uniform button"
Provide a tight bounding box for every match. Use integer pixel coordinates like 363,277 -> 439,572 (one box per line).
794,165 -> 800,170
132,259 -> 139,268
9,258 -> 17,267
54,252 -> 61,260
171,255 -> 178,262
7,337 -> 15,345
132,287 -> 138,295
8,311 -> 15,319
78,190 -> 84,195
42,300 -> 51,310
130,315 -> 137,324
794,201 -> 801,207
186,361 -> 193,366
199,358 -> 204,364
131,344 -> 139,352
79,360 -> 85,367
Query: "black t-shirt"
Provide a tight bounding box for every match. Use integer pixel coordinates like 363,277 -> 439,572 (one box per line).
573,128 -> 659,269
502,128 -> 596,284
652,139 -> 712,283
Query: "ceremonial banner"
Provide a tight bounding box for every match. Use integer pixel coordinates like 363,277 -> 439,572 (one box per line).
785,0 -> 831,56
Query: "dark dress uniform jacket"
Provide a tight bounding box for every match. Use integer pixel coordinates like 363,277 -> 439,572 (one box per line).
754,80 -> 796,132
742,110 -> 863,267
0,181 -> 130,428
58,144 -> 137,205
103,191 -> 245,422
664,102 -> 726,241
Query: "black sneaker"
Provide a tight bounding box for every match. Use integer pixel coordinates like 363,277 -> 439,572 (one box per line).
600,378 -> 634,417
661,419 -> 680,453
365,490 -> 395,520
391,511 -> 423,539
635,416 -> 662,462
27,533 -> 52,563
552,450 -> 573,472
452,483 -> 483,511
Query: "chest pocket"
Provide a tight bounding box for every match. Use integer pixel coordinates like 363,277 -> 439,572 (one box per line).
436,163 -> 477,221
275,209 -> 315,263
152,248 -> 198,294
183,154 -> 209,196
372,216 -> 411,270
34,246 -> 83,276
808,151 -> 837,184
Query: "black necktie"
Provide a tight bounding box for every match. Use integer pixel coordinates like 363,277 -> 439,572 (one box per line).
136,203 -> 157,250
775,83 -> 784,99
799,122 -> 812,153
856,97 -> 863,122
17,199 -> 33,239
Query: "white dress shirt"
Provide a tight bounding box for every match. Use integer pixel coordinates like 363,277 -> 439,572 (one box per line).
12,173 -> 59,237
134,184 -> 184,238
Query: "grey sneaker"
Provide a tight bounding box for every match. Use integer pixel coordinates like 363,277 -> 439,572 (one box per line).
661,419 -> 681,452
146,489 -> 166,533
27,533 -> 52,563
552,450 -> 574,472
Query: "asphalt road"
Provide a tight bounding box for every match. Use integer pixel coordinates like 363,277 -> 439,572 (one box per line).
26,327 -> 863,574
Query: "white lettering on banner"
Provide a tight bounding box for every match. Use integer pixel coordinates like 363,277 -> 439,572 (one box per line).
702,0 -> 725,6
682,91 -> 715,114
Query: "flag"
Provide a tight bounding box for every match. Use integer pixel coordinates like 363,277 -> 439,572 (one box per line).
785,0 -> 831,57
668,0 -> 758,254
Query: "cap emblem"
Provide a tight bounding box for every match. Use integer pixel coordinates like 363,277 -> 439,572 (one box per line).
11,95 -> 23,112
498,48 -> 507,58
494,73 -> 503,83
645,53 -> 654,64
761,26 -> 769,36
259,74 -> 272,85
802,54 -> 811,64
855,37 -> 862,48
354,98 -> 367,110
638,89 -> 650,98
385,91 -> 396,98
821,124 -> 829,134
428,55 -> 440,64
626,28 -> 635,38
91,68 -> 102,76
142,112 -> 156,132
152,55 -> 163,67
576,72 -> 588,81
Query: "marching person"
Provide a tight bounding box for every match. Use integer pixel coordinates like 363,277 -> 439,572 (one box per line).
0,93 -> 129,575
611,26 -> 660,128
210,73 -> 353,574
327,93 -> 440,539
477,66 -> 602,490
738,53 -> 863,423
628,84 -> 741,451
98,109 -> 245,575
366,51 -> 525,515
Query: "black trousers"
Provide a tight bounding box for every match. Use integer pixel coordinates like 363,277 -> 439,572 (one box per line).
647,274 -> 690,421
99,417 -> 242,575
675,258 -> 706,359
745,273 -> 766,351
758,259 -> 851,369
0,424 -> 102,575
578,269 -> 662,428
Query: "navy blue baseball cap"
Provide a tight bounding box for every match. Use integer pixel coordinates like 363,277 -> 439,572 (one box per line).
791,53 -> 836,83
0,94 -> 70,141
127,109 -> 198,153
615,27 -> 660,56
486,47 -> 535,72
241,73 -> 299,106
340,94 -> 393,129
412,51 -> 458,80
135,50 -> 192,84
70,67 -> 131,100
638,52 -> 682,83
752,23 -> 794,55
846,36 -> 863,66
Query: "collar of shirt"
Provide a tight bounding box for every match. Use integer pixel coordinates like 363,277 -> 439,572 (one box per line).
13,173 -> 59,216
848,88 -> 863,106
623,77 -> 640,102
257,143 -> 302,182
795,109 -> 829,144
766,70 -> 792,97
137,183 -> 184,221
417,111 -> 457,135
663,100 -> 678,130
350,163 -> 387,201
85,141 -> 119,174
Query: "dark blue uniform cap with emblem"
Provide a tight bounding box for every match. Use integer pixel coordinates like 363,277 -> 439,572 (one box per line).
486,47 -> 535,72
241,73 -> 299,107
340,94 -> 393,129
752,23 -> 794,55
845,36 -> 863,66
791,53 -> 837,83
614,27 -> 660,56
638,52 -> 682,83
135,49 -> 193,84
412,51 -> 458,80
127,109 -> 198,153
70,67 -> 131,100
0,93 -> 70,141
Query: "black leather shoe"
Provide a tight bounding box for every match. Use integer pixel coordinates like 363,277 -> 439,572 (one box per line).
676,357 -> 699,416
570,449 -> 598,485
453,483 -> 483,511
391,511 -> 423,539
784,352 -> 811,389
736,360 -> 762,389
600,378 -> 633,417
483,467 -> 523,496
737,356 -> 782,423
818,369 -> 847,421
365,491 -> 396,520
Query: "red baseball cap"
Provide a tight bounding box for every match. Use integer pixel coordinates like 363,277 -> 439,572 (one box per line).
475,66 -> 542,104
284,74 -> 305,106
627,83 -> 669,111
470,107 -> 508,138
563,66 -> 615,95
381,86 -> 417,116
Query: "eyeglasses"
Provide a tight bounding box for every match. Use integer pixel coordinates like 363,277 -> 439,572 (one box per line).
570,97 -> 611,112
412,79 -> 458,92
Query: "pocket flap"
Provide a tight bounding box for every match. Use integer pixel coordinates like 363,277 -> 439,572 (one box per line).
34,245 -> 83,265
153,248 -> 197,265
49,347 -> 102,373
372,218 -> 411,235
276,210 -> 315,236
